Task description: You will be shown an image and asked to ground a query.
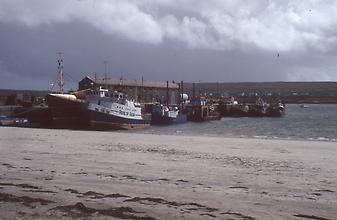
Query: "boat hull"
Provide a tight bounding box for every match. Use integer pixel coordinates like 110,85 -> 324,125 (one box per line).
46,94 -> 89,128
0,118 -> 15,126
151,113 -> 187,125
88,109 -> 150,130
219,103 -> 285,117
186,106 -> 220,122
266,106 -> 285,117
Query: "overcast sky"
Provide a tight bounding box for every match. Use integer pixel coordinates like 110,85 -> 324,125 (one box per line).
1,0 -> 337,90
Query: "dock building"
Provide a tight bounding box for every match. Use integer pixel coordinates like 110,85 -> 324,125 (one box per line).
79,76 -> 179,104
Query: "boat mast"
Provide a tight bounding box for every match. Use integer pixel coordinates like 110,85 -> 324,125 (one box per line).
104,60 -> 108,89
57,52 -> 65,93
141,76 -> 144,102
166,80 -> 169,106
181,80 -> 184,110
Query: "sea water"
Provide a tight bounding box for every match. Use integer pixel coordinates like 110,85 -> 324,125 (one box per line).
131,104 -> 337,142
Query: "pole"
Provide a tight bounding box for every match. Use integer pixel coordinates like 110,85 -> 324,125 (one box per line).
141,76 -> 144,102
178,83 -> 181,106
104,60 -> 107,88
166,80 -> 169,106
57,52 -> 64,93
181,80 -> 184,110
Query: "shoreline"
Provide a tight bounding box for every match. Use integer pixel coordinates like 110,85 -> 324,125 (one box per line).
0,127 -> 336,219
3,124 -> 337,143
129,127 -> 337,143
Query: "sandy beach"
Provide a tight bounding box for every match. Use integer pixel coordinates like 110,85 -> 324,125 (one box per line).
0,127 -> 336,219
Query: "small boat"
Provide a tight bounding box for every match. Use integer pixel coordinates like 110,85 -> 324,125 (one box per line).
266,101 -> 285,117
0,115 -> 15,126
248,98 -> 269,117
151,103 -> 187,125
299,104 -> 309,108
0,115 -> 30,127
185,97 -> 220,121
249,98 -> 285,117
218,97 -> 250,117
86,87 -> 150,130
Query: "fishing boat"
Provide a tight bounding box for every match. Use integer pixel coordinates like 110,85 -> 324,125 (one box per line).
46,55 -> 90,128
151,103 -> 187,125
218,97 -> 285,117
185,97 -> 220,121
266,101 -> 285,117
46,93 -> 89,128
248,98 -> 285,117
248,98 -> 269,117
86,87 -> 150,130
218,97 -> 250,117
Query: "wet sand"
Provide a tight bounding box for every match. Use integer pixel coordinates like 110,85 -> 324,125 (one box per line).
0,127 -> 336,219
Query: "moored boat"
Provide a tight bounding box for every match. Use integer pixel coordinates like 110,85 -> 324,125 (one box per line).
186,97 -> 220,121
46,93 -> 89,128
0,115 -> 15,126
46,55 -> 90,128
86,87 -> 150,130
218,97 -> 285,117
0,115 -> 30,127
266,101 -> 285,117
151,103 -> 187,125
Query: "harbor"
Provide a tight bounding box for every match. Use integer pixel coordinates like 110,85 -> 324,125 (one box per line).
0,88 -> 285,130
0,58 -> 288,130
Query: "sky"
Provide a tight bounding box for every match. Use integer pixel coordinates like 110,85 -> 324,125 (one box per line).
0,0 -> 337,90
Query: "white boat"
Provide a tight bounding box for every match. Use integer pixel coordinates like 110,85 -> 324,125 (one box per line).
86,87 -> 150,130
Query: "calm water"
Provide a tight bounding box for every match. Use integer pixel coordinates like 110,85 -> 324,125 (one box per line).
131,104 -> 337,142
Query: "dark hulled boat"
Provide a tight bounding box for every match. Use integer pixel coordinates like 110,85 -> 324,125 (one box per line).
46,93 -> 89,128
218,97 -> 285,117
45,55 -> 89,128
150,103 -> 187,125
186,97 -> 220,122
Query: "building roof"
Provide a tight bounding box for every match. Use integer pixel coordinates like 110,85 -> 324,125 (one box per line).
83,76 -> 179,89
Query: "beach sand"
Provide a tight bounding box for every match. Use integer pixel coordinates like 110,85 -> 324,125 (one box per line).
0,127 -> 336,219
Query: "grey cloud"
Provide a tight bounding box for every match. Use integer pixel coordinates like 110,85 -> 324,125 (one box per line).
1,0 -> 337,52
0,0 -> 337,90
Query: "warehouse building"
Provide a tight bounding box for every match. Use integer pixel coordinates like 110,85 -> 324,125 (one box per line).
79,76 -> 179,104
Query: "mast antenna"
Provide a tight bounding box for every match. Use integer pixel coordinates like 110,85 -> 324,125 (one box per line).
104,60 -> 108,88
57,52 -> 65,93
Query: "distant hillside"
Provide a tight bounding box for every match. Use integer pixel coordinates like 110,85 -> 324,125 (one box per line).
183,82 -> 337,104
1,81 -> 337,104
0,89 -> 48,96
